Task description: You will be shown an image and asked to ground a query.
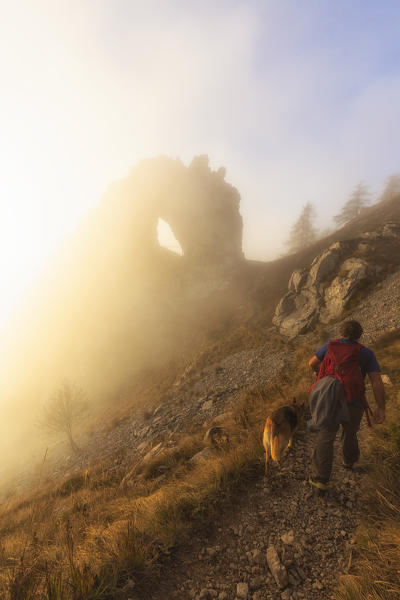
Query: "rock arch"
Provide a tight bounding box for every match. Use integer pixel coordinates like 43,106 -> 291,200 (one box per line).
101,155 -> 244,265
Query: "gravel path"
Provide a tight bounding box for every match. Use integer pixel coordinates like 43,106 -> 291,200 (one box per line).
147,418 -> 367,600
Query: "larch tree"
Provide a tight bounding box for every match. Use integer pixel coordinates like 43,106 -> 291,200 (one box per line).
285,202 -> 318,254
334,182 -> 371,227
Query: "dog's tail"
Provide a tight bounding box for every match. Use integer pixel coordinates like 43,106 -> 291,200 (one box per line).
270,424 -> 279,461
270,421 -> 287,461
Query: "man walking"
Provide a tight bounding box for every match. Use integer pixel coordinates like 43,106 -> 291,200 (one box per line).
308,320 -> 385,493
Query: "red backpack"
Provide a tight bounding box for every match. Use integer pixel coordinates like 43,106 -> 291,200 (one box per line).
314,339 -> 372,426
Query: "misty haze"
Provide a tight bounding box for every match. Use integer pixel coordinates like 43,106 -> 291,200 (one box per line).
0,2 -> 400,600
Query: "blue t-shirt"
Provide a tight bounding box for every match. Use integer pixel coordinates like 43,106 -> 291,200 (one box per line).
315,338 -> 380,378
315,338 -> 380,407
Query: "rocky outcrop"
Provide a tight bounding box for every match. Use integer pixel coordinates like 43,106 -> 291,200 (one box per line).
273,224 -> 400,337
101,155 -> 244,266
307,242 -> 345,287
320,258 -> 370,321
274,240 -> 351,336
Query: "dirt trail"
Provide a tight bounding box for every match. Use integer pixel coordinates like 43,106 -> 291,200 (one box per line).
148,419 -> 368,600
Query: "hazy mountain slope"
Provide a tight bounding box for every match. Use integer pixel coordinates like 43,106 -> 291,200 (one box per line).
0,192 -> 399,600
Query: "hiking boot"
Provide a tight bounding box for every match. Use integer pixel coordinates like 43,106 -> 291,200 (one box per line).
308,478 -> 328,497
342,461 -> 367,474
342,461 -> 353,470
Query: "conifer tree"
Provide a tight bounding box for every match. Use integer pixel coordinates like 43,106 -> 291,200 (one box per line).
285,202 -> 317,254
381,174 -> 400,203
334,182 -> 370,227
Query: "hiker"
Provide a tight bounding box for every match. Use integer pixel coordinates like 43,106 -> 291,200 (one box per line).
308,320 -> 385,493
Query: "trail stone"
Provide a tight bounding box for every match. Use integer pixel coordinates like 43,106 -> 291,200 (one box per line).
250,548 -> 264,565
249,576 -> 264,590
281,530 -> 295,545
236,582 -> 249,598
201,400 -> 214,411
189,447 -> 214,465
266,545 -> 288,590
199,589 -> 217,599
210,412 -> 233,425
381,374 -> 393,385
203,426 -> 229,447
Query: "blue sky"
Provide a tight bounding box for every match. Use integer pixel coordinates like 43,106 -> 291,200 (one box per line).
0,0 -> 400,326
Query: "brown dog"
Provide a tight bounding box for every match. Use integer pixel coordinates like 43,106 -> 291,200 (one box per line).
263,398 -> 304,473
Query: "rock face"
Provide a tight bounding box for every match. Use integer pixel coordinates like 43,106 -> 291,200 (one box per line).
101,154 -> 244,266
321,258 -> 369,321
307,242 -> 345,287
273,241 -> 350,336
273,225 -> 400,337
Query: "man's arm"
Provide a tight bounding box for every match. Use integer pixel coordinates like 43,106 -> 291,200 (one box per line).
309,355 -> 321,375
368,371 -> 386,424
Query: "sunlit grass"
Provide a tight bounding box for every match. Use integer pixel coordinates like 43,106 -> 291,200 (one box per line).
0,330 -> 399,599
335,330 -> 400,600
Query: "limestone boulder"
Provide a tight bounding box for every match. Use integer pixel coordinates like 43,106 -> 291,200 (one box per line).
203,426 -> 230,447
321,258 -> 370,322
273,240 -> 375,336
307,242 -> 346,288
288,268 -> 308,293
189,447 -> 214,465
272,292 -> 297,326
274,289 -> 320,337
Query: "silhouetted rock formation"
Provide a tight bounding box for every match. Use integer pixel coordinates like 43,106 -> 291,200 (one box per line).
100,155 -> 243,265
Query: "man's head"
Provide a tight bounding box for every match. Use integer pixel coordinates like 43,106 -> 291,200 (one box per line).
340,320 -> 363,341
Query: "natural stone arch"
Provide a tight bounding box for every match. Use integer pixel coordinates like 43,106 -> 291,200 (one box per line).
100,155 -> 244,266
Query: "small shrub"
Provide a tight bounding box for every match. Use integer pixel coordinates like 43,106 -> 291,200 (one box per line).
57,474 -> 87,497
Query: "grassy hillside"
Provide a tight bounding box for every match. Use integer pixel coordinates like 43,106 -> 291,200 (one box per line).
1,329 -> 398,599
1,191 -> 400,599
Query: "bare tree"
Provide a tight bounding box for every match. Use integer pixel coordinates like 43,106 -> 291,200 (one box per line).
285,202 -> 318,254
38,381 -> 88,453
334,182 -> 371,227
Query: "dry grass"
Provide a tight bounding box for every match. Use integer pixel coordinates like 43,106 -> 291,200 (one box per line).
335,330 -> 400,600
0,345 -> 315,600
2,331 -> 399,599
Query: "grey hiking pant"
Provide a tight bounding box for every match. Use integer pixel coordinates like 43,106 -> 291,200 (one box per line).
311,404 -> 365,484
